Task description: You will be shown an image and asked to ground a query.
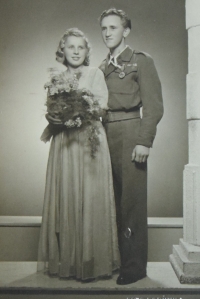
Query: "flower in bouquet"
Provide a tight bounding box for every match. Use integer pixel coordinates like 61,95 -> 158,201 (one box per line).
65,117 -> 82,128
41,69 -> 104,158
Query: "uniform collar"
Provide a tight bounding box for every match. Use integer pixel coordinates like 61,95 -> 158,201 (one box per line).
108,45 -> 128,65
117,46 -> 133,63
104,46 -> 134,77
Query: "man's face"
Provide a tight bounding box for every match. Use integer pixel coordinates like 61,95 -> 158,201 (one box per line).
101,15 -> 126,50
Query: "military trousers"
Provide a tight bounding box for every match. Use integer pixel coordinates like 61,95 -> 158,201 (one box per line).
105,117 -> 148,277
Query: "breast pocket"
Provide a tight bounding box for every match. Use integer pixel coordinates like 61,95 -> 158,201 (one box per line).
125,64 -> 138,75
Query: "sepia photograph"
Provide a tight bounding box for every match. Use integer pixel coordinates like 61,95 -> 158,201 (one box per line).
0,0 -> 200,298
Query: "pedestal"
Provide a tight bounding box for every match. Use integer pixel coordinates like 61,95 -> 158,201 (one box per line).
170,164 -> 200,283
170,0 -> 200,284
170,239 -> 200,284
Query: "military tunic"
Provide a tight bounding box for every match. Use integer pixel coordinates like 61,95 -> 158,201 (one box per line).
99,46 -> 163,278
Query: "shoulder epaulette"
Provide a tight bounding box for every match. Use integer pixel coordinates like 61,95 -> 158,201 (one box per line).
134,50 -> 151,58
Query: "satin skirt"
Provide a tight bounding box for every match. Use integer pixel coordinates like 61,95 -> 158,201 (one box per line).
38,122 -> 120,280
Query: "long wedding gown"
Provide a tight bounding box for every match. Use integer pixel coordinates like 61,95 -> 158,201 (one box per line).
38,66 -> 120,280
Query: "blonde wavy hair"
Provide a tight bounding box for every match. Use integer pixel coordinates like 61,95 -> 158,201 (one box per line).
56,28 -> 91,66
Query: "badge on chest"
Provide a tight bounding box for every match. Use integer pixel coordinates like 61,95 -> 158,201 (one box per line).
118,63 -> 137,79
119,64 -> 125,79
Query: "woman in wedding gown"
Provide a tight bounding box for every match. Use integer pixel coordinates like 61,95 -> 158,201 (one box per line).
38,28 -> 120,281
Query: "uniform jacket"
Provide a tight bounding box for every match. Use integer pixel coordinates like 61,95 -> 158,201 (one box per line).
99,46 -> 164,148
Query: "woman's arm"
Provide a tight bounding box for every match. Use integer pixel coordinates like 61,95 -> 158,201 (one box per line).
91,68 -> 109,110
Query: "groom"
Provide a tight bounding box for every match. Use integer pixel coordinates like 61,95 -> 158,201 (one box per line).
99,8 -> 163,285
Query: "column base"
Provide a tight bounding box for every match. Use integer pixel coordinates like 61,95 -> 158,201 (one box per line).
170,238 -> 200,284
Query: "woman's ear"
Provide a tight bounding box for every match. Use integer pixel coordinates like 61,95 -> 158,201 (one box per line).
123,27 -> 131,38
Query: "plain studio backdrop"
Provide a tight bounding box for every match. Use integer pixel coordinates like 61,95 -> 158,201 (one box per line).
0,0 -> 187,217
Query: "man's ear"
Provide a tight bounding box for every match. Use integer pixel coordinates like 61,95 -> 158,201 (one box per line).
123,27 -> 130,38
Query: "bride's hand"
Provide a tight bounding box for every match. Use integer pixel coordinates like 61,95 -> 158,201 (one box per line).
45,114 -> 63,126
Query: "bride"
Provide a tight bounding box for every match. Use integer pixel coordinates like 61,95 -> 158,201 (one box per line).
38,28 -> 120,281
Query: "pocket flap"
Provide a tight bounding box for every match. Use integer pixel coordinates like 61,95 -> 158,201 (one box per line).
125,63 -> 138,74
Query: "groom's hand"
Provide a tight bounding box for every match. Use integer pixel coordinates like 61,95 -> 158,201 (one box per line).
131,145 -> 150,163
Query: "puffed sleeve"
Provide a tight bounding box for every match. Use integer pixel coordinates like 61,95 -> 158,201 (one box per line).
136,54 -> 164,147
90,68 -> 109,110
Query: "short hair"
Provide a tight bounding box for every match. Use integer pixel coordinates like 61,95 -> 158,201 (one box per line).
99,8 -> 131,29
56,28 -> 91,66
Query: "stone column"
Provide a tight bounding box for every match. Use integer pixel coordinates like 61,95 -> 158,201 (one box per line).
170,0 -> 200,284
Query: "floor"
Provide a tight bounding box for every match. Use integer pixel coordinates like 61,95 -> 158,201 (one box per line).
0,262 -> 200,298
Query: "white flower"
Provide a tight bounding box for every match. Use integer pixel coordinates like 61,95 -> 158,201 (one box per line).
65,119 -> 75,128
64,117 -> 82,128
82,95 -> 93,106
75,117 -> 82,127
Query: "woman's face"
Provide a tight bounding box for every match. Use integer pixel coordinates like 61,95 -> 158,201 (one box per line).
63,36 -> 88,68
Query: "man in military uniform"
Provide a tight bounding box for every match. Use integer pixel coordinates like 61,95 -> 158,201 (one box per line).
99,8 -> 164,285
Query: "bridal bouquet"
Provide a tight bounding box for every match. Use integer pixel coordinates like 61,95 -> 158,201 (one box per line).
41,69 -> 104,158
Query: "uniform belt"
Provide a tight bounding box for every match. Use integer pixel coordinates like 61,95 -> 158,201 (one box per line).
107,110 -> 140,122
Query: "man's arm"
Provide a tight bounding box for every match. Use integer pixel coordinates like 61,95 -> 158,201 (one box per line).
132,53 -> 163,162
137,53 -> 163,147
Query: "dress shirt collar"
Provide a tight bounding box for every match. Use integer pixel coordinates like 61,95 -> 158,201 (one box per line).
108,45 -> 128,65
